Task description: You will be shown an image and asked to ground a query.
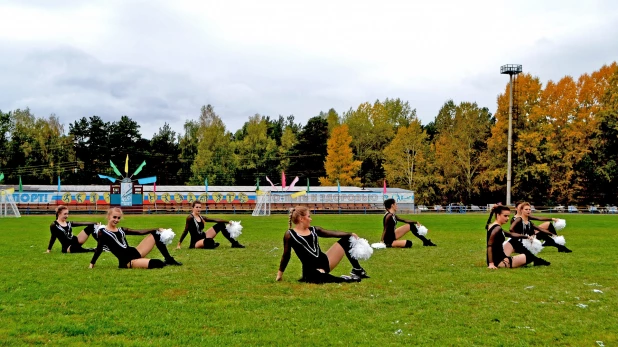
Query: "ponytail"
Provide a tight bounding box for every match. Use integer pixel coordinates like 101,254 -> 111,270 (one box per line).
486,203 -> 509,230
288,208 -> 295,229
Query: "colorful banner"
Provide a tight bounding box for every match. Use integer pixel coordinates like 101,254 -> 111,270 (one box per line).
10,190 -> 404,205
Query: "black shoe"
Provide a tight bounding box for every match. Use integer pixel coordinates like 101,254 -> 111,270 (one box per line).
340,274 -> 361,283
351,268 -> 370,279
558,246 -> 572,253
423,239 -> 437,247
165,258 -> 183,266
533,258 -> 551,266
231,242 -> 245,248
214,242 -> 220,248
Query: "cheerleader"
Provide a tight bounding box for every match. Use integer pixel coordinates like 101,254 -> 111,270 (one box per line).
276,206 -> 369,283
486,205 -> 546,269
513,202 -> 561,235
46,205 -> 98,253
381,198 -> 436,247
509,202 -> 572,253
176,201 -> 244,249
89,207 -> 182,269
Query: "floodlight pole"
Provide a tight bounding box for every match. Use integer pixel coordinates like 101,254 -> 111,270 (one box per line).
507,73 -> 513,206
500,64 -> 522,206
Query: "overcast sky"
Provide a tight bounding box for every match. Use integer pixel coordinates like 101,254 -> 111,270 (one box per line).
1,0 -> 617,138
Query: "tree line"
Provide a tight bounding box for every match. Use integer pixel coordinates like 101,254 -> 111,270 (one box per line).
1,62 -> 616,205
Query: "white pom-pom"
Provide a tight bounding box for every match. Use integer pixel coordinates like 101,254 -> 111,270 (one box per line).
371,242 -> 387,249
554,219 -> 566,231
226,221 -> 243,239
157,228 -> 175,245
94,223 -> 104,233
553,235 -> 566,246
416,225 -> 428,236
521,238 -> 544,255
349,236 -> 373,260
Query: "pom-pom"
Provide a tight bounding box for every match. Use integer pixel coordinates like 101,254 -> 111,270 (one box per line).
349,236 -> 373,260
371,242 -> 387,249
554,219 -> 566,231
416,225 -> 428,236
521,238 -> 544,255
94,223 -> 104,233
226,221 -> 243,239
157,228 -> 175,245
553,235 -> 566,246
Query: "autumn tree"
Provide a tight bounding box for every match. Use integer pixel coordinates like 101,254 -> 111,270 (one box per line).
234,114 -> 278,184
383,118 -> 428,192
319,124 -> 361,186
434,101 -> 492,204
190,105 -> 237,185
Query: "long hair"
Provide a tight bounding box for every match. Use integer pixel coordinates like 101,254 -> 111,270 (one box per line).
485,204 -> 510,230
288,206 -> 309,229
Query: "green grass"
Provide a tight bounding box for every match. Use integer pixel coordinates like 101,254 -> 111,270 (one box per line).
0,213 -> 616,346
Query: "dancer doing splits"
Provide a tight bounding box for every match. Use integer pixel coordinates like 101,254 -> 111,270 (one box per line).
176,201 -> 244,249
381,198 -> 436,247
277,206 -> 369,283
89,207 -> 182,269
47,205 -> 98,253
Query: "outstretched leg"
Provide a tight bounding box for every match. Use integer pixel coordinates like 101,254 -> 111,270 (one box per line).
325,237 -> 369,278
536,232 -> 572,253
135,233 -> 182,266
505,239 -> 550,266
208,222 -> 245,248
408,223 -> 437,246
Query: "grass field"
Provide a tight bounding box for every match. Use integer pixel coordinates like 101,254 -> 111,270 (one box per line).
0,213 -> 616,346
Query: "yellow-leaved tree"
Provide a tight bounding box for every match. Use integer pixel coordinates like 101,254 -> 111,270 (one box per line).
383,118 -> 428,192
319,124 -> 361,186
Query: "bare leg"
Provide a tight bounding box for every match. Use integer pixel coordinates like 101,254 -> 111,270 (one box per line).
194,239 -> 205,248
390,240 -> 410,248
503,242 -> 515,256
394,224 -> 411,239
510,254 -> 528,268
77,231 -> 89,244
136,234 -> 156,257
205,227 -> 216,238
128,258 -> 151,269
325,242 -> 346,271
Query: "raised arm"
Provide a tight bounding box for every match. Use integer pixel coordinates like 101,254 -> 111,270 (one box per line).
528,215 -> 554,222
509,217 -> 522,234
314,226 -> 356,238
532,223 -> 554,236
276,231 -> 292,281
202,216 -> 229,224
122,227 -> 158,235
70,221 -> 98,227
395,215 -> 417,224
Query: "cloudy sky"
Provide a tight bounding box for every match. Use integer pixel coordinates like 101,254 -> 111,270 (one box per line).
1,0 -> 617,138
